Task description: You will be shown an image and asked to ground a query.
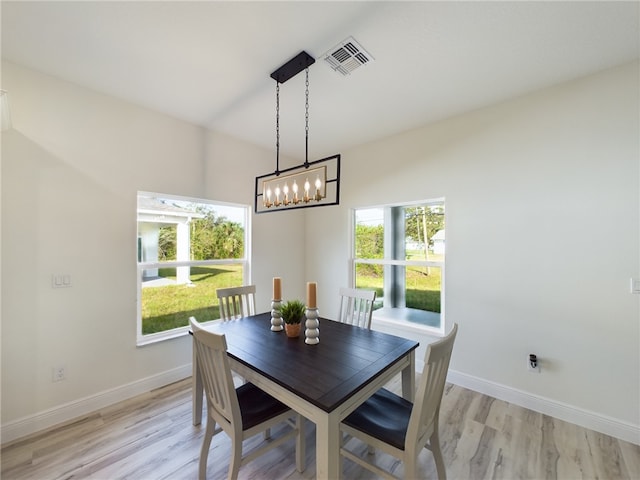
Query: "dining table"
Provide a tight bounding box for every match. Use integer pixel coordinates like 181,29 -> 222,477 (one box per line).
192,312 -> 419,480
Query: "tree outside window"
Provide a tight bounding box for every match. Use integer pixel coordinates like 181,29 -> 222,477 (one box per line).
353,201 -> 444,330
137,193 -> 249,343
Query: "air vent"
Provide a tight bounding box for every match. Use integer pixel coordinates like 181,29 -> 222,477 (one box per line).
323,37 -> 374,76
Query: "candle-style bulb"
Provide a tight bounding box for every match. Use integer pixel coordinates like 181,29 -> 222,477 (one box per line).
292,180 -> 299,203
304,178 -> 311,202
275,185 -> 281,206
264,185 -> 272,207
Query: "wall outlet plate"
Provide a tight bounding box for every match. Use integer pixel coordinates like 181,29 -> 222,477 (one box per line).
52,274 -> 72,288
528,357 -> 540,373
52,366 -> 66,382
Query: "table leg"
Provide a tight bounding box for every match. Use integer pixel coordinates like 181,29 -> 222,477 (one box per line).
401,350 -> 416,402
192,337 -> 203,426
315,411 -> 341,480
296,414 -> 306,473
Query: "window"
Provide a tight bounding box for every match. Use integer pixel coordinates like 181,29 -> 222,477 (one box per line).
137,192 -> 250,344
352,200 -> 445,333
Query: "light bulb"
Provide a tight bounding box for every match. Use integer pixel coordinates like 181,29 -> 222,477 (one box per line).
264,186 -> 273,207
304,178 -> 311,202
292,180 -> 299,203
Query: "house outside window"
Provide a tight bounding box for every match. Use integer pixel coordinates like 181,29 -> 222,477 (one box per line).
137,192 -> 250,344
352,199 -> 445,333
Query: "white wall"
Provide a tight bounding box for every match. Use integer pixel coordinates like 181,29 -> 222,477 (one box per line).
0,61 -> 204,432
203,131 -> 307,308
0,62 -> 304,442
2,59 -> 637,445
306,62 -> 640,440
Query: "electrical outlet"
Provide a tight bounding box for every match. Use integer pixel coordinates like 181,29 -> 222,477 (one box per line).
527,354 -> 540,373
527,361 -> 540,373
52,366 -> 66,382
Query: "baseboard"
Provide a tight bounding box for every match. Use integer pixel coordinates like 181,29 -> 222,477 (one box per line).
447,369 -> 640,446
4,365 -> 638,447
1,364 -> 192,445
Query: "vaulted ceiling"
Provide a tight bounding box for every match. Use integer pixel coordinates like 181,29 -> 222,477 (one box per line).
2,1 -> 638,160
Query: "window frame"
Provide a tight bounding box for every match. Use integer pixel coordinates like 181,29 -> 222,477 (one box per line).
136,191 -> 251,346
350,198 -> 445,336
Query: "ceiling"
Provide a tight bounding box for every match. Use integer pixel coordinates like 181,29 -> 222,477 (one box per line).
2,1 -> 639,161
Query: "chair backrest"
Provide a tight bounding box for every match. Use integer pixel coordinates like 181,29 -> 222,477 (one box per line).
190,317 -> 241,434
406,323 -> 458,447
217,285 -> 256,320
338,287 -> 377,329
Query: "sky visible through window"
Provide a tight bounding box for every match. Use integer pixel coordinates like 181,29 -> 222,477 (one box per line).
158,198 -> 245,224
355,208 -> 383,226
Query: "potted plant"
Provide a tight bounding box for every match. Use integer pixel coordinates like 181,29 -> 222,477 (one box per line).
279,299 -> 306,338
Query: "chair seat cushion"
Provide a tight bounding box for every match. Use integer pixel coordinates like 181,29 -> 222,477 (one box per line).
237,382 -> 290,431
343,388 -> 413,450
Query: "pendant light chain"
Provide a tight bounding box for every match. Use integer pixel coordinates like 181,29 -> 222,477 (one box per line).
305,67 -> 309,166
275,82 -> 280,174
257,52 -> 340,214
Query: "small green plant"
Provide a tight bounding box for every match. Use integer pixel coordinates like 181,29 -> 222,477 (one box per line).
279,299 -> 306,324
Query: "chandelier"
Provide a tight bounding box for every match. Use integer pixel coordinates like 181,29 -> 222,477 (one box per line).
254,51 -> 340,214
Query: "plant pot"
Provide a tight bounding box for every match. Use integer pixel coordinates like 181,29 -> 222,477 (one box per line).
285,323 -> 301,338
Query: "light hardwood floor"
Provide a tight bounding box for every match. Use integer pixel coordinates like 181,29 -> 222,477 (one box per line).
2,375 -> 639,480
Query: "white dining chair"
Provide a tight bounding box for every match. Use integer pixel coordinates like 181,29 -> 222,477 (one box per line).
337,287 -> 377,329
217,285 -> 256,320
340,323 -> 458,480
194,285 -> 256,425
190,317 -> 305,480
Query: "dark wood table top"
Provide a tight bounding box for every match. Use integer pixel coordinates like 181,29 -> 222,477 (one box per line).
207,312 -> 419,413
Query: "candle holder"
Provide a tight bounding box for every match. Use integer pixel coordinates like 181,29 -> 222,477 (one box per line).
271,299 -> 283,332
304,307 -> 319,344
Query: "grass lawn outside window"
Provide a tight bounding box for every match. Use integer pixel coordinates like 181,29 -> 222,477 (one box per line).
137,192 -> 249,343
142,265 -> 242,334
352,201 -> 445,331
356,263 -> 442,313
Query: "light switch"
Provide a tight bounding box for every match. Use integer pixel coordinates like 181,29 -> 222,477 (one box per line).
631,278 -> 640,294
52,274 -> 72,288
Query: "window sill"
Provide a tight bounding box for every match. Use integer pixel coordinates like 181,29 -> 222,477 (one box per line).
136,319 -> 222,347
372,307 -> 444,336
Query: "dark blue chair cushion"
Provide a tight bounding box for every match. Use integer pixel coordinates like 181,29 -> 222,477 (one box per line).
343,388 -> 413,450
236,382 -> 290,431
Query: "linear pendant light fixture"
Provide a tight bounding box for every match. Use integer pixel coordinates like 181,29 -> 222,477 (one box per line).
255,51 -> 340,214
